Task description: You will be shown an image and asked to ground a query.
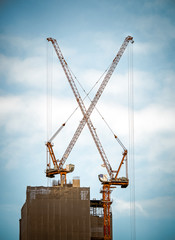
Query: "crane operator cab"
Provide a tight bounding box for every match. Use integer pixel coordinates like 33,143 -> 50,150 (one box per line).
46,164 -> 75,178
98,174 -> 129,188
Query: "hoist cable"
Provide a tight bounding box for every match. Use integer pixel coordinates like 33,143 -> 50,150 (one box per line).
46,41 -> 54,182
46,40 -> 49,182
46,40 -> 49,141
128,42 -> 136,240
47,43 -> 53,140
132,43 -> 136,240
129,41 -> 135,240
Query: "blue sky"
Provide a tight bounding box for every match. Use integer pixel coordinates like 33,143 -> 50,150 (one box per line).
0,0 -> 175,239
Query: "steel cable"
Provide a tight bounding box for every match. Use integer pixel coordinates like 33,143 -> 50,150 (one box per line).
128,42 -> 136,240
46,41 -> 54,184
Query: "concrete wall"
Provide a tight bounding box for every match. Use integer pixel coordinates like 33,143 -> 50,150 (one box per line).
20,186 -> 113,240
20,186 -> 90,240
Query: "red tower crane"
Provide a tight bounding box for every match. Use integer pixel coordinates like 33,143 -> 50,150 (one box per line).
46,36 -> 134,239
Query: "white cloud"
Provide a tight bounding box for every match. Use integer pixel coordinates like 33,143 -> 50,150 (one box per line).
0,53 -> 68,91
113,197 -> 147,218
0,35 -> 77,92
135,104 -> 175,140
0,35 -> 52,58
0,93 -> 46,170
0,94 -> 45,134
113,196 -> 175,219
134,42 -> 158,55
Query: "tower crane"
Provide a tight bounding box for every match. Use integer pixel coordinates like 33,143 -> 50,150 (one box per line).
47,36 -> 134,240
46,36 -> 133,188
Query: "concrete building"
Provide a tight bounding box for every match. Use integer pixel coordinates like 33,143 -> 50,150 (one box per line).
20,179 -> 112,240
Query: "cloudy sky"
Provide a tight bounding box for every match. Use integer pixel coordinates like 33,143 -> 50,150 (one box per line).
0,0 -> 175,239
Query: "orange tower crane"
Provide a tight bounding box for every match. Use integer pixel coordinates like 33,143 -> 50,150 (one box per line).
46,36 -> 133,185
47,36 -> 134,240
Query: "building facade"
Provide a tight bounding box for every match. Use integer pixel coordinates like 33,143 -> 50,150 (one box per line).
20,182 -> 112,240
